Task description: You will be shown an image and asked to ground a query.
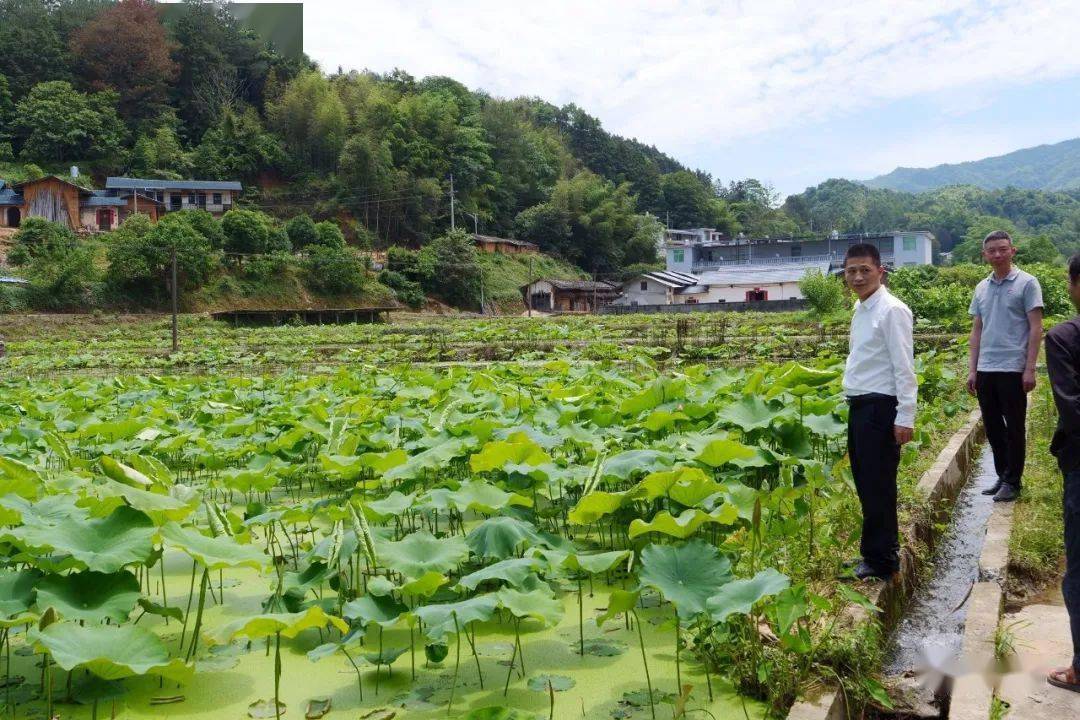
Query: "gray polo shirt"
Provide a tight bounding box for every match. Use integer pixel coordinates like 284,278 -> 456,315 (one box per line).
969,267 -> 1043,372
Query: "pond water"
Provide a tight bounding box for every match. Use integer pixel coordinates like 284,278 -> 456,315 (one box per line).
5,555 -> 766,720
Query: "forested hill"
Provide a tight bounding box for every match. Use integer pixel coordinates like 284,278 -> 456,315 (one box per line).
0,0 -> 771,276
865,137 -> 1080,193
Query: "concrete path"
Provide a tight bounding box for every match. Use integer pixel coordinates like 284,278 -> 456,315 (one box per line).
997,592 -> 1080,718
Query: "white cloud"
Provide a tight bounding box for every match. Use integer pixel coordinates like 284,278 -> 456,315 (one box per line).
303,0 -> 1080,169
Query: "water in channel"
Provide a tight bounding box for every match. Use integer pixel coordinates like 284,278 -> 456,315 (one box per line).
885,445 -> 998,675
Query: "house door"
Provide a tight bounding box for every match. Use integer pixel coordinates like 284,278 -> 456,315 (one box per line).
5,208 -> 19,228
745,288 -> 768,302
169,194 -> 181,211
96,208 -> 113,231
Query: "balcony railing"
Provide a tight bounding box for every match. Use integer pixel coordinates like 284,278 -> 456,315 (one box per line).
691,252 -> 894,271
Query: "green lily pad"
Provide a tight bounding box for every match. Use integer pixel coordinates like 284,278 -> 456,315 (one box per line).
305,696 -> 331,719
466,516 -> 545,560
638,540 -> 732,617
35,570 -> 140,623
29,623 -> 191,683
11,506 -> 155,573
527,674 -> 575,692
375,530 -> 468,578
581,638 -> 627,657
160,522 -> 266,571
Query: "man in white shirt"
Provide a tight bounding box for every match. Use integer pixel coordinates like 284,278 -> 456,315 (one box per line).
842,243 -> 917,581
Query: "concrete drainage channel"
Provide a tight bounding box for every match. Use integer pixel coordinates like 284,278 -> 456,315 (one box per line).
790,410 -> 1001,720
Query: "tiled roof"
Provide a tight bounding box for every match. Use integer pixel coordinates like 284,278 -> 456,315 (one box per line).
0,188 -> 21,206
106,177 -> 243,191
524,278 -> 620,292
474,233 -> 537,248
81,196 -> 127,207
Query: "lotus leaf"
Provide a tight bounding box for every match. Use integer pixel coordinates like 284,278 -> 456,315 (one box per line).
697,438 -> 759,467
602,450 -> 676,481
596,589 -> 641,627
444,480 -> 533,514
11,505 -> 155,573
469,433 -> 551,472
466,516 -> 545,560
706,568 -> 790,623
411,594 -> 499,642
638,540 -> 732,617
375,530 -> 468,578
363,491 -> 416,521
496,584 -> 563,626
567,491 -> 627,525
562,550 -> 631,576
0,568 -> 41,619
342,594 -> 407,629
30,623 -> 191,683
457,557 -> 541,590
0,456 -> 42,499
715,396 -> 785,432
160,522 -> 266,570
216,606 -> 348,643
35,570 -> 140,623
399,571 -> 448,597
628,506 -> 737,540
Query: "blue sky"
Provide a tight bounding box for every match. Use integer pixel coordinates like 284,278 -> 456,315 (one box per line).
305,0 -> 1080,196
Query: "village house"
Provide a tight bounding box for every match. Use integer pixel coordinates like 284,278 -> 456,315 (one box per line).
521,278 -> 621,313
0,176 -> 161,232
473,233 -> 538,254
615,228 -> 935,309
105,177 -> 242,217
0,174 -> 242,232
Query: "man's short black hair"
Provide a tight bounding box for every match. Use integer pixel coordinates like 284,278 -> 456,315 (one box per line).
1069,253 -> 1080,284
844,243 -> 881,266
983,230 -> 1013,246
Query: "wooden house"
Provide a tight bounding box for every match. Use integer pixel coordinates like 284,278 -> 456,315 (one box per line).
474,233 -> 538,255
520,278 -> 621,313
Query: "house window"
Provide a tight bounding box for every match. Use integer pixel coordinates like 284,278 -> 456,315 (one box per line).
880,237 -> 894,252
902,234 -> 916,251
212,193 -> 222,205
672,249 -> 684,263
640,281 -> 648,291
790,244 -> 802,258
188,193 -> 196,205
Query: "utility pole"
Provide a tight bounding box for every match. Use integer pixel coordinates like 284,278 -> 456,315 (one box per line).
449,174 -> 455,231
170,247 -> 178,353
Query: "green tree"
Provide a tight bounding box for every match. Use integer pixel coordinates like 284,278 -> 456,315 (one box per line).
107,213 -> 218,297
1015,235 -> 1061,265
190,108 -> 284,180
951,216 -> 1019,264
313,220 -> 346,249
8,217 -> 77,265
798,269 -> 846,315
23,243 -> 97,309
285,214 -> 318,249
221,209 -> 270,255
417,228 -> 481,308
175,209 -> 225,250
268,70 -> 347,172
0,74 -> 13,144
303,245 -> 365,295
0,0 -> 70,98
12,81 -> 124,161
659,171 -> 717,228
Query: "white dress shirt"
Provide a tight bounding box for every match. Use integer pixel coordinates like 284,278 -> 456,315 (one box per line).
842,285 -> 917,428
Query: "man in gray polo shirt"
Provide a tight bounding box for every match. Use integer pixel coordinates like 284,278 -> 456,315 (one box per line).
968,230 -> 1044,501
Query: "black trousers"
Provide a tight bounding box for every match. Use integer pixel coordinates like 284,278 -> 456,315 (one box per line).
847,393 -> 901,574
976,371 -> 1027,487
1063,469 -> 1080,672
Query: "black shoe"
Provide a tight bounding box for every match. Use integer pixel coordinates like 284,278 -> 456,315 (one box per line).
853,561 -> 892,581
993,483 -> 1019,502
981,479 -> 1003,496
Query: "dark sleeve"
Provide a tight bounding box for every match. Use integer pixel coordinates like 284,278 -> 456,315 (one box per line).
1046,327 -> 1080,434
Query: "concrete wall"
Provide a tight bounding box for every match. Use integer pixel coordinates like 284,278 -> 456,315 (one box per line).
893,231 -> 933,266
614,277 -> 672,306
692,280 -> 803,302
600,298 -> 806,314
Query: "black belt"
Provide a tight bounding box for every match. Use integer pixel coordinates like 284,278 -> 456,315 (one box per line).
846,392 -> 896,407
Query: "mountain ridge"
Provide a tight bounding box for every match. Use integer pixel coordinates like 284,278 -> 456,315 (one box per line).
865,137 -> 1080,193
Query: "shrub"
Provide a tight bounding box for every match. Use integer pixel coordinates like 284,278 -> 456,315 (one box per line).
177,209 -> 226,250
222,208 -> 270,255
23,244 -> 97,310
417,229 -> 481,308
285,214 -> 318,248
379,269 -> 424,309
107,213 -> 218,298
9,217 -> 76,264
798,269 -> 846,315
313,220 -> 346,249
303,245 -> 365,295
242,253 -> 291,283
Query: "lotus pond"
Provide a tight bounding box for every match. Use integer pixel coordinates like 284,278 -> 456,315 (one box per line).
0,348 -> 973,718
